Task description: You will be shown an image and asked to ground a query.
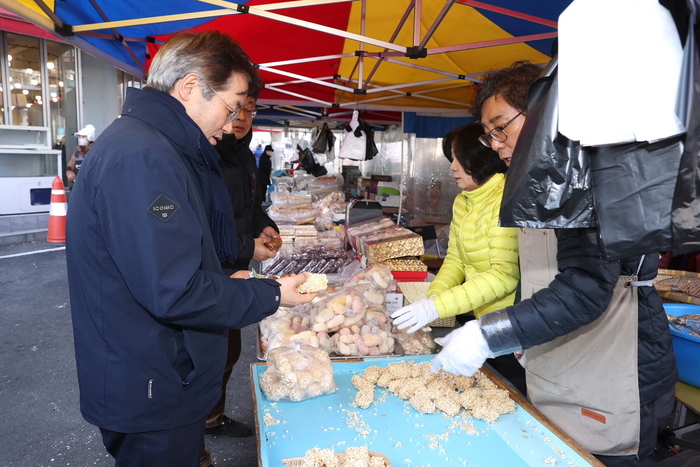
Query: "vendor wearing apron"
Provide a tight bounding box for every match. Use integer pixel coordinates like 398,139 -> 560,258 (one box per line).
431,62 -> 677,466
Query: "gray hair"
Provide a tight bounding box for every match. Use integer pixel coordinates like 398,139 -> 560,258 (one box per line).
146,31 -> 262,100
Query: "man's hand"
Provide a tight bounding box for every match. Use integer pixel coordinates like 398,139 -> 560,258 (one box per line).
430,321 -> 495,376
252,238 -> 278,262
276,272 -> 318,307
390,298 -> 439,333
229,270 -> 251,279
259,226 -> 280,242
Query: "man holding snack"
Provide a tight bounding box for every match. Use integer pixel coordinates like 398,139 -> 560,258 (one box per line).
215,88 -> 280,274
202,84 -> 280,449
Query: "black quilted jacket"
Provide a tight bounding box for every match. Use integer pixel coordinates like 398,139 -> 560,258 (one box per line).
503,227 -> 677,405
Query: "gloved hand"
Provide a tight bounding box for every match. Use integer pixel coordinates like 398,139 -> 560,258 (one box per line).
514,351 -> 527,368
430,320 -> 495,376
390,298 -> 439,333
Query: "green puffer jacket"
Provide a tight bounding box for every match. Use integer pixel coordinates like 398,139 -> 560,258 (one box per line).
427,174 -> 519,319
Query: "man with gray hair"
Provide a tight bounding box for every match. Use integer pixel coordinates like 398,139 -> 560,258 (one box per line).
66,31 -> 316,467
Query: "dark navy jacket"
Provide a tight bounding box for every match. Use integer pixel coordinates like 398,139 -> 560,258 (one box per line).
66,87 -> 281,433
498,228 -> 677,405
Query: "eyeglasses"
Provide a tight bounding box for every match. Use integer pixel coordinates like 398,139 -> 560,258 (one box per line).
239,107 -> 257,118
207,86 -> 241,124
478,110 -> 524,147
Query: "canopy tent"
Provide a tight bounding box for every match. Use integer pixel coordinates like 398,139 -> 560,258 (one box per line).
5,0 -> 571,117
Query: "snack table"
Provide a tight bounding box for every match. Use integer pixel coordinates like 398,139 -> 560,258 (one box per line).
251,355 -> 603,466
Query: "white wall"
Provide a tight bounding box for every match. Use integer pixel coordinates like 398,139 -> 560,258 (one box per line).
79,52 -> 120,144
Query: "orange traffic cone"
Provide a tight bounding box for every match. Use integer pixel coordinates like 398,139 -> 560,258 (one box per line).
46,175 -> 67,244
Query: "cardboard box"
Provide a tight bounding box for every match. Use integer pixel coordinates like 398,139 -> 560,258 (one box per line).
376,181 -> 400,196
377,194 -> 401,207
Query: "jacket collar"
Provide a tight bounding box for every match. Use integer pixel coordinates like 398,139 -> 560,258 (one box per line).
122,87 -> 203,157
462,173 -> 505,202
216,130 -> 253,164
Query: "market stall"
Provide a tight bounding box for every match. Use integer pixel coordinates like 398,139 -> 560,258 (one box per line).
250,355 -> 604,466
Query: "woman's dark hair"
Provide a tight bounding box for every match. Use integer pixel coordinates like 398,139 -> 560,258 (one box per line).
442,126 -> 459,162
450,122 -> 507,186
472,61 -> 542,121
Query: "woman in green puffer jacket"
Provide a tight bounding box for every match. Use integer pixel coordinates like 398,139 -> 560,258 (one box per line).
391,122 -> 524,392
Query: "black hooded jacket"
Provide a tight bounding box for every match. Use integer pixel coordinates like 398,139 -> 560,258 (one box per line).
216,131 -> 278,270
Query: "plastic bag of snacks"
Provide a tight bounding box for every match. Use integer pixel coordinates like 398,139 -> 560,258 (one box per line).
392,325 -> 436,355
259,343 -> 337,402
259,306 -> 315,358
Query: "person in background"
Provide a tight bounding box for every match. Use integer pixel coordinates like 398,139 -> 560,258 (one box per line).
431,61 -> 676,467
66,31 -> 316,467
390,122 -> 523,394
65,124 -> 95,184
202,88 -> 279,453
253,143 -> 263,165
258,144 -> 273,202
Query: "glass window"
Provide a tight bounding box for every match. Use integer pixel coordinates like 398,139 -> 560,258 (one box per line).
0,47 -> 4,125
7,33 -> 43,126
46,41 -> 76,150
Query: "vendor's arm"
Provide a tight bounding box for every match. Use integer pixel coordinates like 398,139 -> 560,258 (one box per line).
427,201 -> 466,296
428,196 -> 519,319
480,228 -> 620,355
432,229 -> 620,376
97,146 -> 309,330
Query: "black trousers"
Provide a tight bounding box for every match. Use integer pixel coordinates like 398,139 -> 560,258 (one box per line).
100,416 -> 206,467
594,387 -> 676,467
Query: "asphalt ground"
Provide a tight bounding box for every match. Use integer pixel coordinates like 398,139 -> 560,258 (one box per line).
0,241 -> 260,467
2,240 -> 700,467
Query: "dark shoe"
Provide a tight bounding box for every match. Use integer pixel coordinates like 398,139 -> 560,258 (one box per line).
205,415 -> 252,437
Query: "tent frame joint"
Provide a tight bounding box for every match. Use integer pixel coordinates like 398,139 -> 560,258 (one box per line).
55,23 -> 74,37
353,89 -> 367,95
405,46 -> 427,59
237,4 -> 250,13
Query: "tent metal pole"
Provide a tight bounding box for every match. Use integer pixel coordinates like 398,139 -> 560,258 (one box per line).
266,76 -> 337,87
364,77 -> 454,94
204,0 -> 357,11
259,66 -> 355,92
199,0 -> 407,52
75,32 -> 149,42
85,0 -> 146,74
456,0 -> 558,28
359,0 -> 414,94
418,0 -> 455,50
398,112 -> 405,226
358,0 -> 366,89
72,10 -> 238,32
30,0 -> 66,30
262,53 -> 354,67
372,56 -> 480,82
431,33 -> 558,53
413,0 -> 421,47
236,6 -> 407,52
265,85 -> 334,106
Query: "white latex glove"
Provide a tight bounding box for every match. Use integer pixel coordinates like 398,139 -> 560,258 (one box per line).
430,321 -> 495,376
390,298 -> 439,333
